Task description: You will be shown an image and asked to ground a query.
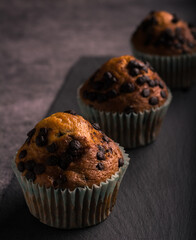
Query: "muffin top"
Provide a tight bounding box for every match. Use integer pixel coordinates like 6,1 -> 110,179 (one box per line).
15,111 -> 123,191
79,55 -> 169,113
131,11 -> 196,56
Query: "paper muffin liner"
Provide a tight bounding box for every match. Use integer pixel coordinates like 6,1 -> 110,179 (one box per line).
77,87 -> 172,148
12,146 -> 129,229
132,46 -> 196,89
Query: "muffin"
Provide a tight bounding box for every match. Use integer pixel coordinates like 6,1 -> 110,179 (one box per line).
78,55 -> 172,148
13,111 -> 130,229
131,11 -> 196,88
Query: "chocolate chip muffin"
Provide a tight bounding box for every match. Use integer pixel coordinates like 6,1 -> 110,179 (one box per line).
131,11 -> 196,56
79,55 -> 168,113
131,11 -> 196,88
78,55 -> 172,148
13,111 -> 130,229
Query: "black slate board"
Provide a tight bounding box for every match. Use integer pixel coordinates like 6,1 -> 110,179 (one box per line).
1,57 -> 196,240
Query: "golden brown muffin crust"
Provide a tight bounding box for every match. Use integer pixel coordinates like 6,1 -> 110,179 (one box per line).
79,55 -> 168,113
131,11 -> 196,56
15,111 -> 123,191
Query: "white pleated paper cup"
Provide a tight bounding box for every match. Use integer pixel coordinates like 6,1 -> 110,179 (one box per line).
131,46 -> 196,89
78,88 -> 172,149
12,146 -> 129,229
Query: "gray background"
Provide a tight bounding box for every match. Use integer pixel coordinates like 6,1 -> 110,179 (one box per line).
0,0 -> 196,239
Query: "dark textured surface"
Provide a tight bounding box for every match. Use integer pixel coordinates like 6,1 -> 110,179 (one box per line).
0,0 -> 196,239
1,57 -> 196,240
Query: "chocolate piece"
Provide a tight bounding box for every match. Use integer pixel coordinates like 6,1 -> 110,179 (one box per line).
103,72 -> 117,89
39,128 -> 48,136
68,140 -> 83,158
191,30 -> 196,40
127,60 -> 148,72
107,89 -> 118,98
96,162 -> 104,170
149,97 -> 159,105
34,164 -> 45,175
27,128 -> 36,138
47,155 -> 59,166
147,80 -> 155,87
92,81 -> 104,90
171,14 -> 179,23
118,158 -> 124,167
92,122 -> 101,130
69,140 -> 81,150
97,151 -> 105,160
47,143 -> 58,153
57,132 -> 64,137
25,160 -> 36,171
19,150 -> 27,159
64,110 -> 77,115
161,90 -> 167,98
159,82 -> 164,89
136,75 -> 149,85
59,153 -> 73,170
187,41 -> 195,48
129,67 -> 140,77
102,135 -> 109,143
97,93 -> 107,102
120,82 -> 135,93
124,106 -> 135,114
154,79 -> 159,86
141,88 -> 150,97
83,91 -> 97,101
36,135 -> 47,147
17,162 -> 25,172
25,171 -> 36,181
56,175 -> 67,186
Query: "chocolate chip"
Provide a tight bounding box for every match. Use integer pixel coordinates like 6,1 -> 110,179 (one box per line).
120,82 -> 135,93
124,106 -> 135,114
154,79 -> 159,86
39,128 -> 48,136
17,162 -> 25,172
64,110 -> 77,115
25,171 -> 36,181
96,162 -> 104,170
136,75 -> 149,85
102,135 -> 109,143
129,68 -> 140,77
188,23 -> 195,28
27,128 -> 36,138
98,145 -> 105,151
92,122 -> 101,130
161,90 -> 167,98
174,42 -> 182,49
57,132 -> 64,137
56,175 -> 67,185
97,151 -> 105,160
47,143 -> 58,153
159,82 -> 164,89
92,81 -> 104,90
145,61 -> 155,72
171,14 -> 179,23
141,88 -> 150,97
69,140 -> 82,150
25,160 -> 36,171
97,93 -> 107,102
47,155 -> 59,166
107,89 -> 118,98
187,41 -> 195,48
191,30 -> 196,40
147,80 -> 155,87
127,61 -> 148,73
103,72 -> 117,89
19,150 -> 27,159
83,91 -> 97,101
59,153 -> 73,170
149,97 -> 159,105
34,164 -> 45,175
36,135 -> 47,147
118,158 -> 124,167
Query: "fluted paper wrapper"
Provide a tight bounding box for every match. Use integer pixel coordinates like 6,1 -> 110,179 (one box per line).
132,47 -> 196,89
12,146 -> 129,229
78,88 -> 172,148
